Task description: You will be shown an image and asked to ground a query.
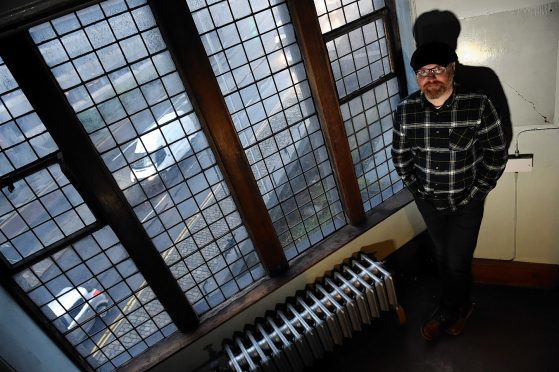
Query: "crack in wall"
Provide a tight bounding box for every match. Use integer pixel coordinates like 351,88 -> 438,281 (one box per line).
504,82 -> 551,123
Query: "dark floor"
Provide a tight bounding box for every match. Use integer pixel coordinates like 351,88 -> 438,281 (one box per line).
307,258 -> 559,372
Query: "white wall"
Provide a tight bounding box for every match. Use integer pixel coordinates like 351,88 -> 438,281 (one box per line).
409,0 -> 559,264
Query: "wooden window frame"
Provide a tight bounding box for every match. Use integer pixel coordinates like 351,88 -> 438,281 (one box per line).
0,0 -> 411,370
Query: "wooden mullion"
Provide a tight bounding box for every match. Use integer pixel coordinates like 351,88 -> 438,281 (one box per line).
0,31 -> 199,332
287,0 -> 366,226
148,0 -> 288,276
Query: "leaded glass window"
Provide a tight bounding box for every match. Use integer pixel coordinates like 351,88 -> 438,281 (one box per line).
314,0 -> 403,211
326,18 -> 392,99
1,164 -> 95,264
188,0 -> 347,261
1,29 -> 180,370
30,0 -> 264,316
13,226 -> 176,370
341,77 -> 403,211
314,0 -> 385,33
0,57 -> 58,175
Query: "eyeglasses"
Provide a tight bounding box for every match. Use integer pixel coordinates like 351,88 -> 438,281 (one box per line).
415,64 -> 450,78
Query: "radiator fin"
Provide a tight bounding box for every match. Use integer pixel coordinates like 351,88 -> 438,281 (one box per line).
222,252 -> 403,371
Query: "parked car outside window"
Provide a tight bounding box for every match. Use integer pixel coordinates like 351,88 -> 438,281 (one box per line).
47,286 -> 110,332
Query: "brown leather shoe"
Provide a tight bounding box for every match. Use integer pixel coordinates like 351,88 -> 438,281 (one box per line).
421,318 -> 443,341
420,308 -> 449,341
445,302 -> 475,336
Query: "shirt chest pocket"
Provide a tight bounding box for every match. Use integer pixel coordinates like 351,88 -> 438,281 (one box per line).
449,126 -> 476,151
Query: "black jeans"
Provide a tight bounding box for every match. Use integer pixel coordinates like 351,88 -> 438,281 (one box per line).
415,197 -> 485,318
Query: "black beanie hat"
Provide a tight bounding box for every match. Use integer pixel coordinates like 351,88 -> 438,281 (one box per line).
410,42 -> 458,71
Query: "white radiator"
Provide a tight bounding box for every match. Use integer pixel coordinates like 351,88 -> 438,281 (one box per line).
221,252 -> 405,371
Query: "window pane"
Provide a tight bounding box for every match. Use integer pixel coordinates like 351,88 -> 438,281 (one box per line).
188,0 -> 347,261
13,226 -> 176,371
31,0 -> 263,319
318,2 -> 403,212
326,19 -> 392,99
0,57 -> 58,175
314,0 -> 384,33
0,164 -> 96,264
341,77 -> 402,212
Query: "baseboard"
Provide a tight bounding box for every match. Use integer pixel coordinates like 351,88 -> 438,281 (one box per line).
472,258 -> 559,289
386,231 -> 559,289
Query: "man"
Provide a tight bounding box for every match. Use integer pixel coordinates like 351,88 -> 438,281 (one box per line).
392,42 -> 508,341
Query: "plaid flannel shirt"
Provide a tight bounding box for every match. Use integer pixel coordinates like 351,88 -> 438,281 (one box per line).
391,86 -> 508,211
